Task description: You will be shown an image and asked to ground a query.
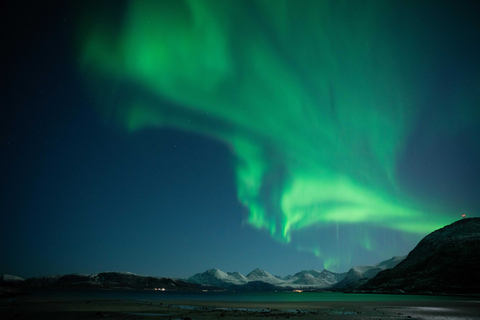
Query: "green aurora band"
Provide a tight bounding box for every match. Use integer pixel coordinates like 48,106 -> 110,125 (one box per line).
78,0 -> 461,269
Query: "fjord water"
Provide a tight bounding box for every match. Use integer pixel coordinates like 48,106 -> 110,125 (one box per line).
30,289 -> 470,303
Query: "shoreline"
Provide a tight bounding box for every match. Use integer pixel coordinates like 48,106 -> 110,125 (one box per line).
1,291 -> 480,319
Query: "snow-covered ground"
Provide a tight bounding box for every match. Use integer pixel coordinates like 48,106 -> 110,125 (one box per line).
0,274 -> 24,283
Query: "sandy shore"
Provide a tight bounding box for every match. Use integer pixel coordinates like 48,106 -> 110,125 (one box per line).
1,294 -> 479,319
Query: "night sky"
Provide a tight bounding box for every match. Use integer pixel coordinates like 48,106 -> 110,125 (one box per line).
1,0 -> 479,279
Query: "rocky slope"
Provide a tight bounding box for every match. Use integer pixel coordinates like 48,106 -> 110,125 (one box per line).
362,218 -> 480,294
333,256 -> 405,290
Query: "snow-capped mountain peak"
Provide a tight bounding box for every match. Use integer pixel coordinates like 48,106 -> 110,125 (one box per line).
246,268 -> 281,284
188,268 -> 248,287
284,269 -> 347,288
206,268 -> 228,279
292,269 -> 322,278
247,268 -> 269,278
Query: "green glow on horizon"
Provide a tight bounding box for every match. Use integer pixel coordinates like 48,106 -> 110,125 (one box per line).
78,0 -> 457,269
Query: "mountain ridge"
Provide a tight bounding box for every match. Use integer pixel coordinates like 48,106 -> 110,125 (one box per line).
3,218 -> 478,296
1,255 -> 405,294
186,255 -> 403,290
360,218 -> 480,294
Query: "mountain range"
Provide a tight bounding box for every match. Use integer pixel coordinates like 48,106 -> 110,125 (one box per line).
2,218 -> 478,296
0,272 -> 201,295
187,256 -> 404,290
1,256 -> 403,295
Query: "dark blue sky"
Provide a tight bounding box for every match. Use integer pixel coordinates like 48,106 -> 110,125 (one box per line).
1,2 -> 317,278
1,1 -> 479,279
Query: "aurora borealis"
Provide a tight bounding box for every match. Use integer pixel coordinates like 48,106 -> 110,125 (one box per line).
1,0 -> 479,278
78,0 -> 473,268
